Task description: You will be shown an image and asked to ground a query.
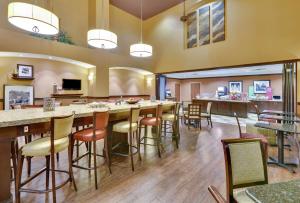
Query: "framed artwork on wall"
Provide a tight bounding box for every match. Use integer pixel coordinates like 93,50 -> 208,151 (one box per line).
229,81 -> 242,93
3,85 -> 34,110
187,11 -> 197,48
212,0 -> 225,43
253,80 -> 270,94
198,5 -> 210,46
17,64 -> 34,78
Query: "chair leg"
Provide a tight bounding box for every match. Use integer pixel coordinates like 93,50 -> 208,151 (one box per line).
188,119 -> 190,130
76,140 -> 80,161
51,152 -> 57,203
88,142 -> 92,171
173,122 -> 179,149
93,140 -> 98,189
210,117 -> 213,128
199,119 -> 202,130
11,140 -> 17,196
68,138 -> 77,191
26,156 -> 31,177
144,125 -> 148,148
104,136 -> 112,174
129,131 -> 135,171
207,118 -> 210,126
137,126 -> 142,161
164,121 -> 167,136
46,155 -> 50,190
156,125 -> 161,158
15,153 -> 24,203
56,153 -> 59,162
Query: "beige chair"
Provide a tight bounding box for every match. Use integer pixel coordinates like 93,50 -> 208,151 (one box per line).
15,114 -> 76,203
161,103 -> 181,148
201,102 -> 213,128
112,107 -> 141,171
208,138 -> 268,203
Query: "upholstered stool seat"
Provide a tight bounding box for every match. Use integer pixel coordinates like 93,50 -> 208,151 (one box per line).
113,121 -> 138,133
22,137 -> 69,157
73,128 -> 106,142
140,117 -> 161,126
162,113 -> 174,121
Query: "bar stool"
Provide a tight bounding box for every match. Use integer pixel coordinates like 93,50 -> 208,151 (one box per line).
112,107 -> 141,171
161,103 -> 180,148
139,104 -> 163,158
15,114 -> 77,203
72,111 -> 111,189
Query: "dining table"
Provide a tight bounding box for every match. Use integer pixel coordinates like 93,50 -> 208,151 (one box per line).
254,122 -> 300,172
0,100 -> 175,202
261,110 -> 295,116
245,179 -> 300,203
259,114 -> 300,123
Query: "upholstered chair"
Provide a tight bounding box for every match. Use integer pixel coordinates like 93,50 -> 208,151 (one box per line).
184,104 -> 202,129
112,107 -> 141,171
139,104 -> 163,158
208,138 -> 268,203
161,103 -> 180,148
15,114 -> 76,203
72,111 -> 111,189
201,102 -> 213,128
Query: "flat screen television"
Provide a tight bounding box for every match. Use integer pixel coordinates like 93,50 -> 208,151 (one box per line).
62,79 -> 81,90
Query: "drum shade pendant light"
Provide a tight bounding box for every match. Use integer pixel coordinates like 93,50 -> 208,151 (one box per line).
87,0 -> 117,49
130,0 -> 153,57
7,1 -> 59,35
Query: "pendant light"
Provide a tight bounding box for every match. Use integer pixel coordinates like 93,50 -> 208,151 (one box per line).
87,0 -> 117,49
130,0 -> 153,57
8,1 -> 59,35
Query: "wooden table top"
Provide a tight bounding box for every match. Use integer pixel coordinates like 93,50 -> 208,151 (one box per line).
0,100 -> 175,128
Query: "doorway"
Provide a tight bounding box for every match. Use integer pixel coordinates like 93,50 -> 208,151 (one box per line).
191,83 -> 200,100
175,83 -> 180,101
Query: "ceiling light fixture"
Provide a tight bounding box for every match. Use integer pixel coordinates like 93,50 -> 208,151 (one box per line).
87,0 -> 117,49
8,1 -> 59,35
130,0 -> 153,57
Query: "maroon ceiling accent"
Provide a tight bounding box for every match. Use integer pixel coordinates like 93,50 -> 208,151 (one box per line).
110,0 -> 183,20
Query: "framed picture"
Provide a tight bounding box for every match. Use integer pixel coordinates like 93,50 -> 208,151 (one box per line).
17,64 -> 34,78
229,81 -> 242,93
3,85 -> 34,110
253,80 -> 270,94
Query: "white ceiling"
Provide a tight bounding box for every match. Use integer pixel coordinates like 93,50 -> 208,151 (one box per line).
164,64 -> 283,79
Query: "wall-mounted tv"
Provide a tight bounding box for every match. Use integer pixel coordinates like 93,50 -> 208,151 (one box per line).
62,79 -> 81,90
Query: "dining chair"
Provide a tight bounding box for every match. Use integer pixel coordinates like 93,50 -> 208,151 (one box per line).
234,112 -> 269,160
208,138 -> 268,203
15,114 -> 77,203
201,102 -> 213,128
184,104 -> 201,129
72,111 -> 111,189
139,104 -> 163,158
252,103 -> 276,123
161,103 -> 180,148
112,107 -> 141,171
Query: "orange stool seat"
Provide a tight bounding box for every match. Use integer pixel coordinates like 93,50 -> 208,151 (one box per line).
73,128 -> 107,142
140,117 -> 161,126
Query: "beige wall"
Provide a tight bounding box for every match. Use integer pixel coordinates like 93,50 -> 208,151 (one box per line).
167,75 -> 282,101
145,0 -> 300,73
0,57 -> 89,98
109,69 -> 152,96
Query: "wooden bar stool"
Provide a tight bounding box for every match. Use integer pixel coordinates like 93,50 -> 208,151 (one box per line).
139,104 -> 163,158
112,107 -> 141,171
15,114 -> 77,203
161,103 -> 180,148
71,111 -> 111,189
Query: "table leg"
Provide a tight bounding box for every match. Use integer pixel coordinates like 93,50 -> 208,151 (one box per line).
0,134 -> 14,202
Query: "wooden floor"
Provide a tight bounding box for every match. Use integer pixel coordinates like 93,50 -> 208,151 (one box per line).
14,122 -> 300,203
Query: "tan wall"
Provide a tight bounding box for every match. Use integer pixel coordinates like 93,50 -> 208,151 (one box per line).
0,57 -> 89,98
167,75 -> 282,101
109,69 -> 146,96
145,0 -> 300,73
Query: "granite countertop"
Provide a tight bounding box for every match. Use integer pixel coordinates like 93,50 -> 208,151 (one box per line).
0,100 -> 174,128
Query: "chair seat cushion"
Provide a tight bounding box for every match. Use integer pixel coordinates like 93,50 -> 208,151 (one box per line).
234,189 -> 255,203
140,117 -> 161,126
22,137 -> 69,157
201,113 -> 210,117
73,128 -> 106,142
162,113 -> 175,121
241,133 -> 268,144
113,121 -> 138,133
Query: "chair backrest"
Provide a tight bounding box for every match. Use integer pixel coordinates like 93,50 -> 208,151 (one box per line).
221,138 -> 268,202
252,103 -> 261,119
207,102 -> 212,115
233,112 -> 242,136
130,107 -> 141,123
52,114 -> 74,140
188,104 -> 201,117
93,111 -> 109,130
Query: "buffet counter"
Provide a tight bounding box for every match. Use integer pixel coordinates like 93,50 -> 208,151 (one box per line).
193,98 -> 283,118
